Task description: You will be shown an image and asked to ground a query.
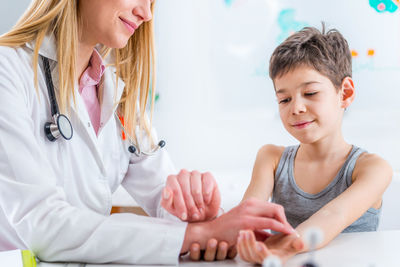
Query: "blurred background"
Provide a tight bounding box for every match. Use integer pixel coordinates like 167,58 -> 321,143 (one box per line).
2,0 -> 400,229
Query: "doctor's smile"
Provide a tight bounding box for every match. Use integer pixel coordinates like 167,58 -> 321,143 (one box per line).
120,17 -> 138,34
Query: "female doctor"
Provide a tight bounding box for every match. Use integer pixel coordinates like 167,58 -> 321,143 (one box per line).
0,0 -> 295,265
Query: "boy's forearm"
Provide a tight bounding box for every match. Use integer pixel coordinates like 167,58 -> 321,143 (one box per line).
295,208 -> 348,252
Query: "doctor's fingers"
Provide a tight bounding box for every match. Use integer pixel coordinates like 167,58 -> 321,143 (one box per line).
240,199 -> 293,232
215,241 -> 229,260
161,187 -> 174,211
177,170 -> 201,221
189,171 -> 205,210
203,238 -> 218,261
189,243 -> 201,261
227,245 -> 238,259
201,172 -> 216,205
166,175 -> 188,220
247,217 -> 293,236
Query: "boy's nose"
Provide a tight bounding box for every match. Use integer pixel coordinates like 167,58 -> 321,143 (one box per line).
291,98 -> 307,115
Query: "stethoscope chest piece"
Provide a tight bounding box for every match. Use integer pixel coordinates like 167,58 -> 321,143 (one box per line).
44,114 -> 73,141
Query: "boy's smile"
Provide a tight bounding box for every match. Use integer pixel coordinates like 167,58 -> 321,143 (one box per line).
291,120 -> 315,129
274,65 -> 351,145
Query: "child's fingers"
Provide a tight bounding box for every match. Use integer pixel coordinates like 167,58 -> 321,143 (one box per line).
248,230 -> 269,264
291,236 -> 305,252
255,241 -> 270,264
237,231 -> 251,262
242,231 -> 258,263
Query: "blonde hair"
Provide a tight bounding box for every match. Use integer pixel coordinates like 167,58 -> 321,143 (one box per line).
0,0 -> 156,144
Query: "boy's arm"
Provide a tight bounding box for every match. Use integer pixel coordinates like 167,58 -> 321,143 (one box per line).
237,153 -> 392,264
242,144 -> 285,202
295,153 -> 392,250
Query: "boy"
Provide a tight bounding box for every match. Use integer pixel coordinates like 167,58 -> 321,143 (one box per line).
236,25 -> 392,264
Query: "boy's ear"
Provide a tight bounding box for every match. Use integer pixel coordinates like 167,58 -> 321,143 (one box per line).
340,77 -> 355,108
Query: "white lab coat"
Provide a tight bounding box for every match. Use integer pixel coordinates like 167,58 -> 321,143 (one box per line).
0,35 -> 187,265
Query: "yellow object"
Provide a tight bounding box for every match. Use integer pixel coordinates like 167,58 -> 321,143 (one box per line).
21,250 -> 37,267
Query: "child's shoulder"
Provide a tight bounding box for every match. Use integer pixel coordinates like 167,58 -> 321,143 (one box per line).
353,151 -> 392,182
256,144 -> 286,165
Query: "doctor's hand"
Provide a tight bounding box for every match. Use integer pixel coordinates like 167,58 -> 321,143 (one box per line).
187,239 -> 237,261
180,198 -> 296,256
161,169 -> 220,222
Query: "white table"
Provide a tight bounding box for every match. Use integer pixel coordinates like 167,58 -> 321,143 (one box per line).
37,230 -> 399,267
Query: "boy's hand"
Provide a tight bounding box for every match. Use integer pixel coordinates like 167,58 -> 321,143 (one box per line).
237,230 -> 304,264
161,169 -> 220,222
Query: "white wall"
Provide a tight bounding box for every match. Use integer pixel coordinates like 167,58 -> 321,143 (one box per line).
0,1 -> 31,34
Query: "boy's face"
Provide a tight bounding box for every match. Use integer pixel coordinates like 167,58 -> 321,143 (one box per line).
274,65 -> 352,144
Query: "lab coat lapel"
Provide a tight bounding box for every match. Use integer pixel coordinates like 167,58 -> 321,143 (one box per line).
99,68 -> 125,129
69,85 -> 107,174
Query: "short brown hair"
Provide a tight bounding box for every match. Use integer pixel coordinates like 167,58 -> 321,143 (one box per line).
269,24 -> 352,89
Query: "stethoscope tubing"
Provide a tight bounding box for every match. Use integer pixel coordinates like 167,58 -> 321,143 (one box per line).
41,55 -> 164,155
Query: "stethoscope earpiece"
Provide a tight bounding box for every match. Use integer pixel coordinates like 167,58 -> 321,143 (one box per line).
126,139 -> 166,156
158,140 -> 166,148
128,145 -> 136,154
115,112 -> 166,157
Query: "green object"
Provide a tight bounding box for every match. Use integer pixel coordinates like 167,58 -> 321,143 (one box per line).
21,250 -> 37,267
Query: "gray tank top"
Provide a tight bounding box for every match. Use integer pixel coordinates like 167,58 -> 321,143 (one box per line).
272,145 -> 381,232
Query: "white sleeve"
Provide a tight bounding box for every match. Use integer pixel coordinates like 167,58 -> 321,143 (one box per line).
0,50 -> 186,265
121,146 -> 182,220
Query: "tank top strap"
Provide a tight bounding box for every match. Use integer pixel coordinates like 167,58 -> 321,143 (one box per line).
342,146 -> 367,186
274,145 -> 299,183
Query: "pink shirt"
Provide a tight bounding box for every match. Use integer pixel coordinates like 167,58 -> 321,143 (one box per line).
79,49 -> 105,135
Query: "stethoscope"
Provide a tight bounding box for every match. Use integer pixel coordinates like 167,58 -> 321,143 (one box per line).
41,56 -> 165,156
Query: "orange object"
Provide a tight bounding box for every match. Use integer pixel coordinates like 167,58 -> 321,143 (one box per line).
394,0 -> 400,6
118,115 -> 126,140
367,49 -> 375,57
351,50 -> 358,57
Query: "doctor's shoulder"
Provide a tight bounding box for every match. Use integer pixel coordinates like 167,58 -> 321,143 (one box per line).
0,44 -> 36,82
0,44 -> 35,71
0,44 -> 40,99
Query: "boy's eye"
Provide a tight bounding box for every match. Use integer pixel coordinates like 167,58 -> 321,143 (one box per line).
278,98 -> 290,104
304,92 -> 318,96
